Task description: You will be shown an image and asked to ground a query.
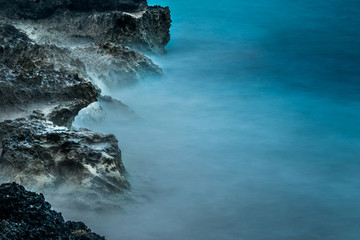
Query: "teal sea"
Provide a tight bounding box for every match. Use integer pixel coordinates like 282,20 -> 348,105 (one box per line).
71,0 -> 360,239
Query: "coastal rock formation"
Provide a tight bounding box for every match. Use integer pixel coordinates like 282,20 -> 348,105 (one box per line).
6,5 -> 171,53
0,112 -> 129,195
76,95 -> 141,125
0,1 -> 171,232
0,0 -> 147,20
0,24 -> 98,128
0,182 -> 105,239
71,42 -> 162,88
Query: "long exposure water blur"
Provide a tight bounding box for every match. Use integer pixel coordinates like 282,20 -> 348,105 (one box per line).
66,0 -> 360,239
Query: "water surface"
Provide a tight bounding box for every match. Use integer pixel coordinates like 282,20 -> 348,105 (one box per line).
70,0 -> 360,239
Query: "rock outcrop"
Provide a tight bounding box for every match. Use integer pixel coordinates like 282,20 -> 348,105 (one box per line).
5,5 -> 171,53
76,95 -> 141,126
0,0 -> 172,236
0,1 -> 170,192
0,112 -> 129,194
0,24 -> 99,128
0,0 -> 171,225
0,0 -> 147,20
71,42 -> 162,89
0,0 -> 172,191
0,182 -> 106,240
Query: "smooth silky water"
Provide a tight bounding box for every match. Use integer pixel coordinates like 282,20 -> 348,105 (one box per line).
62,0 -> 360,239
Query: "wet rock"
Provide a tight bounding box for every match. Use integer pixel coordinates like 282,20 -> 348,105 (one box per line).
0,0 -> 67,20
69,0 -> 147,13
0,0 -> 147,20
76,95 -> 141,125
8,5 -> 171,53
101,6 -> 172,53
0,24 -> 99,127
0,112 -> 129,195
99,95 -> 140,120
0,182 -> 106,239
71,42 -> 162,89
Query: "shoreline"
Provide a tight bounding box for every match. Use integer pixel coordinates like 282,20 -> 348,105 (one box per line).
0,1 -> 171,239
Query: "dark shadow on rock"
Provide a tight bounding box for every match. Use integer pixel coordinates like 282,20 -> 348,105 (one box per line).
0,182 -> 106,239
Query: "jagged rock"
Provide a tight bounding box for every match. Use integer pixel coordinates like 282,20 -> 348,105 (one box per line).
99,95 -> 140,120
76,95 -> 141,125
7,5 -> 171,53
69,0 -> 147,12
0,0 -> 147,20
0,0 -> 172,224
0,182 -> 106,240
97,42 -> 162,75
0,24 -> 99,127
71,42 -> 162,89
0,112 -> 129,195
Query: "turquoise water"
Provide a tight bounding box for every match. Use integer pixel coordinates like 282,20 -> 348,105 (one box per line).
72,1 -> 360,239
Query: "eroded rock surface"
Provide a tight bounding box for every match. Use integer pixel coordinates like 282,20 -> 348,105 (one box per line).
0,24 -> 99,128
0,112 -> 129,194
0,0 -> 147,20
0,0 -> 172,225
6,5 -> 171,53
76,95 -> 141,126
71,42 -> 162,89
0,182 -> 105,240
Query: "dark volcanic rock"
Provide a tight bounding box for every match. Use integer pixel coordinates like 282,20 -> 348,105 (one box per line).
6,5 -> 171,53
0,112 -> 129,194
0,1 -> 171,52
0,182 -> 105,240
71,42 -> 162,88
0,0 -> 147,20
0,0 -> 172,222
0,0 -> 67,20
69,0 -> 147,12
0,24 -> 99,127
102,6 -> 171,53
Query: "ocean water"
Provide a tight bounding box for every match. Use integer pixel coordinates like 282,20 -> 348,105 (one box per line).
69,0 -> 360,239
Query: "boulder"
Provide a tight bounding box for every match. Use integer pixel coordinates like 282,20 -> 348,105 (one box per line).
0,182 -> 106,239
0,112 -> 129,195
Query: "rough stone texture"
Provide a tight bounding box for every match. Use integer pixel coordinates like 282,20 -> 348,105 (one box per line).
0,0 -> 147,20
99,95 -> 140,120
8,5 -> 171,53
76,95 -> 141,125
0,2 -> 172,231
69,0 -> 147,12
0,24 -> 99,128
0,112 -> 129,194
71,42 -> 162,89
0,182 -> 105,240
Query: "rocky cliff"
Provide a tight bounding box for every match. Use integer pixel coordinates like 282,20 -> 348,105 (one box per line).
0,0 -> 171,236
